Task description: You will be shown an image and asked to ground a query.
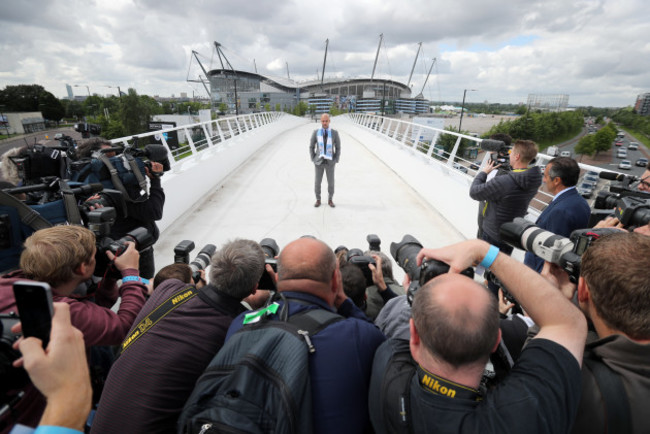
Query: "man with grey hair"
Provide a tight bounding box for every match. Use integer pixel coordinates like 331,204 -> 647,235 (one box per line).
92,239 -> 265,434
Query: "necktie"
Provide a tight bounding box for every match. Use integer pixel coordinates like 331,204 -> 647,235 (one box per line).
323,130 -> 328,144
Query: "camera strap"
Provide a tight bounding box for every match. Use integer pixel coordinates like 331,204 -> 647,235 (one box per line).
58,179 -> 83,225
95,153 -> 148,203
0,190 -> 52,230
119,284 -> 198,355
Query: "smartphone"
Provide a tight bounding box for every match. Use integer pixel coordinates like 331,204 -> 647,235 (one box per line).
13,281 -> 54,348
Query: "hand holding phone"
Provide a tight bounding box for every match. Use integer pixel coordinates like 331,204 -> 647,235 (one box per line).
13,281 -> 54,348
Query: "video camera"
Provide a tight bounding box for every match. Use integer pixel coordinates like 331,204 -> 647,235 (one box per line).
390,235 -> 474,305
500,217 -> 620,284
0,312 -> 30,414
480,139 -> 512,171
589,171 -> 650,228
74,122 -> 101,139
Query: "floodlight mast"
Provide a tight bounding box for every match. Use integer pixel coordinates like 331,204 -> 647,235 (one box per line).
321,39 -> 329,91
370,33 -> 383,82
407,42 -> 422,88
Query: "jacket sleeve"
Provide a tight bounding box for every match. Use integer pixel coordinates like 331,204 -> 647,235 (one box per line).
333,130 -> 341,163
309,130 -> 317,161
66,269 -> 147,347
124,177 -> 165,221
469,172 -> 514,201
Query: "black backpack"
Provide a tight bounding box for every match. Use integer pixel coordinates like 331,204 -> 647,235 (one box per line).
178,298 -> 343,434
369,338 -> 417,434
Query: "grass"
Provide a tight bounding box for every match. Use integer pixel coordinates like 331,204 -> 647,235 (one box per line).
619,127 -> 650,148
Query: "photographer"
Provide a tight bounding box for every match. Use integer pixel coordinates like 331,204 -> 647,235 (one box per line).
470,139 -> 542,295
91,239 -> 265,434
77,137 -> 166,279
369,239 -> 587,433
364,251 -> 405,321
541,232 -> 650,434
0,225 -> 148,430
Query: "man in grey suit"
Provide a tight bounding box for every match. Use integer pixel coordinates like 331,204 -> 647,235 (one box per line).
310,113 -> 341,207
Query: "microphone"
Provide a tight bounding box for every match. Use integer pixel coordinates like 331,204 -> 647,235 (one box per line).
598,171 -> 627,181
480,139 -> 507,152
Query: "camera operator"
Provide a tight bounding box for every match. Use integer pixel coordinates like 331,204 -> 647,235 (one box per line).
91,239 -> 265,434
524,157 -> 590,273
0,225 -> 148,430
369,239 -> 587,433
78,137 -> 166,279
470,139 -> 542,295
540,232 -> 650,433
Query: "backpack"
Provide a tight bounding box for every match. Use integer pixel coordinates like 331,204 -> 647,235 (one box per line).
178,298 -> 343,434
369,338 -> 417,434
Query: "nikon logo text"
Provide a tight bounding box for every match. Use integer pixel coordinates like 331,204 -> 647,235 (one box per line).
172,290 -> 193,305
421,374 -> 457,398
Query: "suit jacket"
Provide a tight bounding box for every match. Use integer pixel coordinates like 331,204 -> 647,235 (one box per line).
310,128 -> 341,164
524,187 -> 591,272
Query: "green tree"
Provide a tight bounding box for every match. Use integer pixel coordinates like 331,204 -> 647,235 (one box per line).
574,135 -> 595,160
119,88 -> 151,136
434,126 -> 471,159
592,127 -> 615,155
0,84 -> 64,121
515,105 -> 527,115
218,103 -> 228,114
293,101 -> 309,116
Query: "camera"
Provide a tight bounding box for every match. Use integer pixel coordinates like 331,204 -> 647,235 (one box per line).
173,240 -> 217,283
480,139 -> 512,172
0,312 -> 29,409
500,217 -> 620,283
592,190 -> 650,228
74,122 -> 102,138
390,234 -> 474,305
349,255 -> 377,287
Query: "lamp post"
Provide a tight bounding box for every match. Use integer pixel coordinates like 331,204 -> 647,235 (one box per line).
458,89 -> 476,133
74,84 -> 91,97
105,85 -> 122,101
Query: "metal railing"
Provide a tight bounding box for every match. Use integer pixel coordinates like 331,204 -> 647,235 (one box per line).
110,111 -> 286,168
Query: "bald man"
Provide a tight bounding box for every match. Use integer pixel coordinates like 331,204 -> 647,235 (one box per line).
309,113 -> 341,207
226,237 -> 385,434
369,239 -> 587,434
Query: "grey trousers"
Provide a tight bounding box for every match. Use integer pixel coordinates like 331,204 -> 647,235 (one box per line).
314,161 -> 335,200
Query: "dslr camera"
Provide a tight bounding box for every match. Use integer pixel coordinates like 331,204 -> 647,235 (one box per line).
174,240 -> 217,284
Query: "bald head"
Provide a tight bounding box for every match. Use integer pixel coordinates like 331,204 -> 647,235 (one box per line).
412,273 -> 499,367
277,238 -> 337,285
320,113 -> 330,129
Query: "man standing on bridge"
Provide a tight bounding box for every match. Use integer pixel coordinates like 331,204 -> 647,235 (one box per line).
310,113 -> 341,207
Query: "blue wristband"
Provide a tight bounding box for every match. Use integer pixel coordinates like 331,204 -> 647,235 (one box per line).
122,276 -> 149,285
479,245 -> 499,269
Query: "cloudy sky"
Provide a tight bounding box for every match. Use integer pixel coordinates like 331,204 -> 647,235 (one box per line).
1,0 -> 648,107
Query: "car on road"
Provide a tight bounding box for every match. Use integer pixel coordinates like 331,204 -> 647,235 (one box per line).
452,162 -> 468,173
577,182 -> 596,199
617,149 -> 627,159
628,142 -> 639,150
615,140 -> 624,146
636,157 -> 648,167
582,174 -> 599,184
560,150 -> 572,157
618,160 -> 632,170
469,161 -> 481,170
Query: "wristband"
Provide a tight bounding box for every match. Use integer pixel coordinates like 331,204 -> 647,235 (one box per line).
122,276 -> 149,285
479,245 -> 499,269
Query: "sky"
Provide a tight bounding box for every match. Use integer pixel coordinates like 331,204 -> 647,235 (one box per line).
1,0 -> 648,108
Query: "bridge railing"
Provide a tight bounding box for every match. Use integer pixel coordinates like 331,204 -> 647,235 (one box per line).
110,111 -> 285,169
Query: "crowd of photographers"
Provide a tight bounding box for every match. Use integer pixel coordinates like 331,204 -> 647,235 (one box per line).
0,132 -> 649,433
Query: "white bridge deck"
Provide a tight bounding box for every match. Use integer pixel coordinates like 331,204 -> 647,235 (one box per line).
152,116 -> 472,279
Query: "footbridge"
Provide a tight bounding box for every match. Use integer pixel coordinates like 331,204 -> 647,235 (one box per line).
120,112 -> 565,275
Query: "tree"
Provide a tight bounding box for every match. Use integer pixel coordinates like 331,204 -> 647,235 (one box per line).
0,84 -> 64,121
119,88 -> 151,136
434,126 -> 471,159
574,135 -> 595,160
592,127 -> 615,155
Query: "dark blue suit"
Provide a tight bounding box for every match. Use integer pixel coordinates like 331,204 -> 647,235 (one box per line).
524,187 -> 591,272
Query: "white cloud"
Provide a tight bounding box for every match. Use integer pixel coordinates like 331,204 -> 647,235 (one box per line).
0,0 -> 647,106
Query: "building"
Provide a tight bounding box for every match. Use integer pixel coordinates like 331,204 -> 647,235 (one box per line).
635,93 -> 650,116
206,69 -> 428,115
526,94 -> 569,112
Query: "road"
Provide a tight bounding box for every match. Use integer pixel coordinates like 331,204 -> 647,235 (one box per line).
0,127 -> 84,157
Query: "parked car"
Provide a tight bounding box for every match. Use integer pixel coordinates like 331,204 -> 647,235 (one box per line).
628,142 -> 639,150
469,161 -> 481,170
582,174 -> 599,184
636,157 -> 648,167
618,160 -> 632,170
